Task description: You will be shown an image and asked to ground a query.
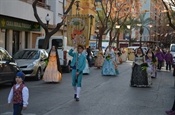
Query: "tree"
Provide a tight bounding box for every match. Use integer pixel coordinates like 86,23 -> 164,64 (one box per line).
32,0 -> 75,49
107,0 -> 132,48
135,13 -> 153,47
94,0 -> 112,49
123,16 -> 138,46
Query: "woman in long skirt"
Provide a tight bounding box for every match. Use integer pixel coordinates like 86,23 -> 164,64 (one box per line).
102,46 -> 116,76
145,49 -> 157,79
43,46 -> 62,83
95,47 -> 104,69
130,47 -> 150,87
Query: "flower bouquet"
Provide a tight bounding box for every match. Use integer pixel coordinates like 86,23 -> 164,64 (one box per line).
152,57 -> 157,64
106,55 -> 111,61
141,63 -> 148,71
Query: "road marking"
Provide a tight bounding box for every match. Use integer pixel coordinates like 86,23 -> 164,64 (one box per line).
1,112 -> 36,115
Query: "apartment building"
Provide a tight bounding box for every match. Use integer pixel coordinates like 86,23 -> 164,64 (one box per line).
0,0 -> 54,55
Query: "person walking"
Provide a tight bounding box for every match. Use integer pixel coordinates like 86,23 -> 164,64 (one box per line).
94,47 -> 104,69
86,46 -> 92,67
165,50 -> 173,71
8,71 -> 29,115
101,46 -> 116,76
130,47 -> 150,87
69,45 -> 86,101
43,46 -> 62,83
155,47 -> 164,71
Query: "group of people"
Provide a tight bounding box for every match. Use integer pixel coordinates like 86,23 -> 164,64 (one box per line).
130,46 -> 174,87
7,44 -> 175,115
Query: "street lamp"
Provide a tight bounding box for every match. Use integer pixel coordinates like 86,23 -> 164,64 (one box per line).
116,25 -> 120,29
148,24 -> 152,41
45,14 -> 50,26
127,25 -> 131,29
127,25 -> 131,46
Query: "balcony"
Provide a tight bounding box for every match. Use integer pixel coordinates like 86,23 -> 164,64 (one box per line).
20,0 -> 50,10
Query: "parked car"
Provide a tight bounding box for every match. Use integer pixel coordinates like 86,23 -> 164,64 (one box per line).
0,47 -> 19,85
13,49 -> 48,80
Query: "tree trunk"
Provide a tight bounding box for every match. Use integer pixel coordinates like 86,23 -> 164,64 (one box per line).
98,34 -> 102,49
116,33 -> 120,48
43,34 -> 50,49
129,33 -> 132,46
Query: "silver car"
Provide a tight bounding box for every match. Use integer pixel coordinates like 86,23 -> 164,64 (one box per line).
13,49 -> 48,80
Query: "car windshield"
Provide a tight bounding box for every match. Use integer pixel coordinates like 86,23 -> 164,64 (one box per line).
13,50 -> 40,59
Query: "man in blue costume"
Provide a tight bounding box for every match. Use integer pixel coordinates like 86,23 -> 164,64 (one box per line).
69,45 -> 86,101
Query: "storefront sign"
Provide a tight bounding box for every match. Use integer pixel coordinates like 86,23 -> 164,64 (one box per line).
0,15 -> 40,31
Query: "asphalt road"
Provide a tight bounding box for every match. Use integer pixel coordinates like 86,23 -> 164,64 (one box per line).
0,61 -> 174,115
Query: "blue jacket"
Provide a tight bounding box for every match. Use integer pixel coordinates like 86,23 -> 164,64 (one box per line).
68,49 -> 86,73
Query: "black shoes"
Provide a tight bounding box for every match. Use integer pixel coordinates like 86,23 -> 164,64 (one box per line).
74,94 -> 77,99
74,94 -> 79,101
75,98 -> 79,101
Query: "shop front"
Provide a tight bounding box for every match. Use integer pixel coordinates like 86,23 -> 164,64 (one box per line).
0,15 -> 40,55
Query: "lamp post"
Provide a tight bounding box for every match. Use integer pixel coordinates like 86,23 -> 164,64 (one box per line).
127,25 -> 131,46
139,26 -> 144,47
95,26 -> 99,49
45,14 -> 50,26
89,14 -> 94,40
137,24 -> 143,47
75,0 -> 80,15
115,25 -> 120,48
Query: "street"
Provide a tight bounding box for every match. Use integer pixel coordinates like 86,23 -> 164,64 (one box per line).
0,61 -> 174,115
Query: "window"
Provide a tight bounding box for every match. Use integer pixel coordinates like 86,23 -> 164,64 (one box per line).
52,39 -> 63,48
171,45 -> 175,52
13,50 -> 39,59
0,49 -> 11,61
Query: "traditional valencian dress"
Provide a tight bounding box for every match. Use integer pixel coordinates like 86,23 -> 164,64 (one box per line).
95,50 -> 104,68
43,51 -> 62,82
101,50 -> 116,76
146,53 -> 157,78
145,58 -> 153,86
130,54 -> 150,87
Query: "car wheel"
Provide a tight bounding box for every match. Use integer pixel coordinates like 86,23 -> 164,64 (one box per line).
35,68 -> 41,80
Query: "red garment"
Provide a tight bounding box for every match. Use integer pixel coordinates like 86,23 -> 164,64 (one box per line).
13,84 -> 25,104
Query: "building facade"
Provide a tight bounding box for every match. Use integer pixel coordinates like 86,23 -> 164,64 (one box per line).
0,0 -> 53,55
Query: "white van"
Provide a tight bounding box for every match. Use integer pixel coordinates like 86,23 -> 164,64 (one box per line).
35,36 -> 73,73
170,44 -> 175,56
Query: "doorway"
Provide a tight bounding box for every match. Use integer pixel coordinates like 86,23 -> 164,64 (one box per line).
13,31 -> 20,55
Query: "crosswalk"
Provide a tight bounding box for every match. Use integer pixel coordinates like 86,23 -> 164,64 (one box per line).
1,112 -> 36,115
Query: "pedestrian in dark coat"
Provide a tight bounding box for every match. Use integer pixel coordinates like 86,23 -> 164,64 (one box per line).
165,50 -> 173,71
155,47 -> 164,70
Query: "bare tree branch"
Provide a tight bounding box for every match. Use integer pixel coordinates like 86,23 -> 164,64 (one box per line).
32,0 -> 75,49
162,0 -> 175,29
32,0 -> 48,32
